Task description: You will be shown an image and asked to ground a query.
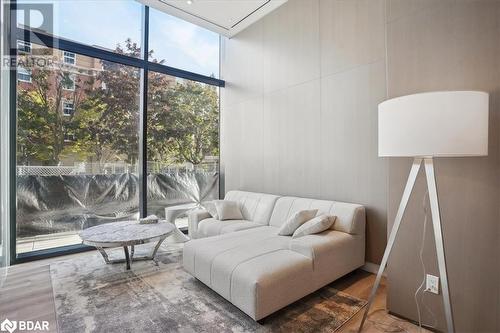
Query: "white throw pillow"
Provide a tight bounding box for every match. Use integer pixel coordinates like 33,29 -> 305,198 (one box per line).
203,200 -> 220,219
214,200 -> 244,220
278,209 -> 318,236
292,214 -> 336,238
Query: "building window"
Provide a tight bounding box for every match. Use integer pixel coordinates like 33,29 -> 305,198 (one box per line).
17,40 -> 32,54
63,51 -> 76,65
62,101 -> 74,116
62,74 -> 75,91
17,67 -> 31,83
63,133 -> 76,142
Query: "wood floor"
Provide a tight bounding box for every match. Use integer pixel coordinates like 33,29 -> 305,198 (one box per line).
0,264 -> 58,332
1,250 -> 429,333
331,270 -> 431,333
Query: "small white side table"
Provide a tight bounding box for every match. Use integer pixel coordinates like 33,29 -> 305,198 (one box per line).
164,203 -> 199,242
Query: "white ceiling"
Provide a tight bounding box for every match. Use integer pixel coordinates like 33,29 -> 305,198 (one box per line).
140,0 -> 287,37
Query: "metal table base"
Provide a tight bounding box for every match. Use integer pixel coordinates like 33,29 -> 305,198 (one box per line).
96,236 -> 167,270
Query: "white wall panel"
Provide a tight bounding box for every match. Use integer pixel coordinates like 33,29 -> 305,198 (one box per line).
262,0 -> 320,93
320,0 -> 385,77
221,0 -> 387,264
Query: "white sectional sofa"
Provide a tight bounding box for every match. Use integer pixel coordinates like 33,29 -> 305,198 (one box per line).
183,190 -> 366,320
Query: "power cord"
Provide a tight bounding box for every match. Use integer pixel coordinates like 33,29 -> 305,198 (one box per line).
414,190 -> 437,331
364,190 -> 439,333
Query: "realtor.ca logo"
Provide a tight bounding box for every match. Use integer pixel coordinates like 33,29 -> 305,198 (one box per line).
1,2 -> 55,70
0,319 -> 49,333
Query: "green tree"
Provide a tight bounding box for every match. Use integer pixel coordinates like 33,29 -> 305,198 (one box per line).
56,39 -> 143,168
148,80 -> 219,165
17,57 -> 87,165
69,90 -> 116,165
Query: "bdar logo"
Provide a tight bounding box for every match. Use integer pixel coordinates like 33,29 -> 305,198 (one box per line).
0,319 -> 49,332
0,319 -> 17,333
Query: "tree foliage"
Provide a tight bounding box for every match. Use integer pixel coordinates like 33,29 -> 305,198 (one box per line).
147,76 -> 219,165
17,57 -> 87,165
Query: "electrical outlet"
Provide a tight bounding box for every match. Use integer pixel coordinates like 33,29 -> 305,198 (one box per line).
426,274 -> 439,294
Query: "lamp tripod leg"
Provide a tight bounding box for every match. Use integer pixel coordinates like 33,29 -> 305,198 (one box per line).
358,158 -> 422,332
424,158 -> 454,333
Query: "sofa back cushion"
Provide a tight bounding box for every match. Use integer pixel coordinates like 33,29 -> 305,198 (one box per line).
224,190 -> 280,225
269,197 -> 365,235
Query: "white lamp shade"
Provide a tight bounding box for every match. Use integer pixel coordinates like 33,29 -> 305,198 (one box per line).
378,91 -> 489,157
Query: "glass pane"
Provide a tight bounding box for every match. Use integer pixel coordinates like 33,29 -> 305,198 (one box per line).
16,43 -> 140,254
0,1 -> 9,267
147,72 -> 219,230
149,7 -> 220,77
17,0 -> 142,57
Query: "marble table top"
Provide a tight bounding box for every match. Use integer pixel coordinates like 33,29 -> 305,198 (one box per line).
79,220 -> 175,247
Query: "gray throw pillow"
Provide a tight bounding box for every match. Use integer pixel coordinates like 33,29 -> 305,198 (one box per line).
292,215 -> 336,238
214,200 -> 244,220
278,209 -> 318,236
203,200 -> 220,219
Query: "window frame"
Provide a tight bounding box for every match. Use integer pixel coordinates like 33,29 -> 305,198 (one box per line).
16,40 -> 31,54
63,51 -> 76,65
16,66 -> 31,83
10,3 -> 224,264
62,100 -> 74,116
63,133 -> 75,142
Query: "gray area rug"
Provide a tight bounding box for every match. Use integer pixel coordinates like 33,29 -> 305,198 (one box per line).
50,245 -> 366,333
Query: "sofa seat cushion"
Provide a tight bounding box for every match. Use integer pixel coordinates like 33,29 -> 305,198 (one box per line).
183,227 -> 279,280
183,227 -> 313,320
230,250 -> 313,320
210,236 -> 293,298
197,218 -> 264,238
290,230 -> 365,286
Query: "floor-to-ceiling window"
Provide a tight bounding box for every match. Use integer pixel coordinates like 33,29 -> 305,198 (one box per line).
146,8 -> 220,228
146,74 -> 220,225
1,0 -> 10,272
11,0 -> 223,261
15,43 -> 141,254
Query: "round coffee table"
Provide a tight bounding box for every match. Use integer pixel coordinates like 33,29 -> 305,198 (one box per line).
79,221 -> 175,270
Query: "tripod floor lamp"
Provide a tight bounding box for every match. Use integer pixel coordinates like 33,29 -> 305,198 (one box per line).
358,91 -> 489,333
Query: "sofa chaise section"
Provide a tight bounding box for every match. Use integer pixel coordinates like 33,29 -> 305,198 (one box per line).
183,226 -> 315,320
183,193 -> 366,320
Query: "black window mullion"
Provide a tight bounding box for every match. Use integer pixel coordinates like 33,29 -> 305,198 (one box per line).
15,28 -> 145,69
15,28 -> 225,87
147,61 -> 224,87
139,6 -> 149,218
8,0 -> 18,265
